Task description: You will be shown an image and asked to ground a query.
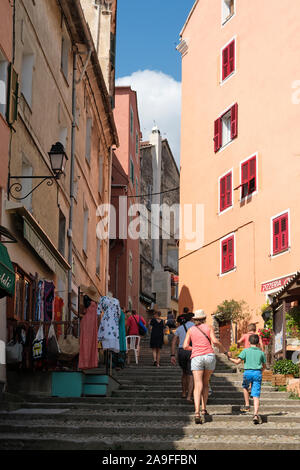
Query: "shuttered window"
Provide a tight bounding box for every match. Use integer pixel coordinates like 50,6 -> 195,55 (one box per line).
222,40 -> 235,81
241,155 -> 257,198
273,213 -> 289,255
220,172 -> 232,212
214,103 -> 238,152
221,235 -> 235,273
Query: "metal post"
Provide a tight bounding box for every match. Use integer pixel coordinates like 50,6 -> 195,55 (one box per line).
283,299 -> 287,359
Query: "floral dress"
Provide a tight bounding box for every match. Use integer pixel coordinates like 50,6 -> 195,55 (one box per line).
97,296 -> 121,352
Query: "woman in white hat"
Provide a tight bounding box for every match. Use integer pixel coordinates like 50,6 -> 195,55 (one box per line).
183,309 -> 227,424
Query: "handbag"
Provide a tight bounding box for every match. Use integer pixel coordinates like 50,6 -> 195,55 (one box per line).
132,314 -> 147,336
6,340 -> 23,364
32,324 -> 46,361
46,323 -> 60,360
58,326 -> 79,361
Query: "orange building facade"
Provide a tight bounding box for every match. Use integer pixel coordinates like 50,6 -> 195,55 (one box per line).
178,0 -> 300,336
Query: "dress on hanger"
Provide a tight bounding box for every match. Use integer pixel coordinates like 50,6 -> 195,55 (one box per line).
78,301 -> 98,370
97,296 -> 121,352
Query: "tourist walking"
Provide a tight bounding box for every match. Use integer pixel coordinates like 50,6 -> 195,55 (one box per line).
171,313 -> 194,402
183,309 -> 227,424
126,310 -> 146,364
149,311 -> 165,367
237,323 -> 264,350
227,334 -> 266,424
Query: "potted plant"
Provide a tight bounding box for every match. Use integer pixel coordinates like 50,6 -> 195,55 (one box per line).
258,327 -> 272,346
272,359 -> 300,386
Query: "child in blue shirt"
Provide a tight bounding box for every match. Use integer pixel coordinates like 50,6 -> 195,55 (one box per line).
227,334 -> 266,424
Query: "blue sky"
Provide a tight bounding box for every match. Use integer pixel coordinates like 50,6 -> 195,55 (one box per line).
115,0 -> 196,165
116,0 -> 196,82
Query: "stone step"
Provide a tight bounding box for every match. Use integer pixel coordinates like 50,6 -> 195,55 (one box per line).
119,384 -> 275,391
1,435 -> 300,450
9,399 -> 300,410
1,423 -> 299,438
1,410 -> 299,424
112,390 -> 289,398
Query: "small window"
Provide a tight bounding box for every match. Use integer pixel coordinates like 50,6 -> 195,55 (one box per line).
58,209 -> 66,257
130,105 -> 133,135
83,207 -> 89,254
136,131 -> 139,156
214,103 -> 238,152
96,238 -> 101,276
221,235 -> 235,274
241,155 -> 257,199
85,117 -> 92,163
222,39 -> 235,82
0,54 -> 8,118
98,155 -> 103,195
21,52 -> 34,107
220,171 -> 232,212
130,157 -> 134,185
61,33 -> 70,81
272,212 -> 289,255
222,0 -> 235,25
129,251 -> 133,283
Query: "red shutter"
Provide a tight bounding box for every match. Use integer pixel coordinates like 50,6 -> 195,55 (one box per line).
222,236 -> 234,273
227,236 -> 234,270
241,161 -> 249,198
231,103 -> 238,139
220,176 -> 226,211
222,46 -> 229,80
281,214 -> 289,251
273,213 -> 288,254
214,117 -> 222,152
226,172 -> 232,207
273,219 -> 280,254
222,240 -> 227,273
249,156 -> 256,193
229,40 -> 235,75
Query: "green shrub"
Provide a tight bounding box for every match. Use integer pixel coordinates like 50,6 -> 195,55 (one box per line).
272,359 -> 299,377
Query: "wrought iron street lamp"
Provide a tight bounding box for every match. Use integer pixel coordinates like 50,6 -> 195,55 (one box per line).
8,142 -> 68,201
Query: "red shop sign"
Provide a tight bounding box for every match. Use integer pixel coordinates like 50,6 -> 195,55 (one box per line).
261,275 -> 293,293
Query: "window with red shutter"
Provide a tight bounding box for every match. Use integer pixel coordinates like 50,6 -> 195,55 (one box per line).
222,40 -> 235,81
273,213 -> 289,255
214,117 -> 222,152
241,155 -> 257,198
214,103 -> 238,152
231,103 -> 238,139
220,172 -> 232,212
221,235 -> 235,273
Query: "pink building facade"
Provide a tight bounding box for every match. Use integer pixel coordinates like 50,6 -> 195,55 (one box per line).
178,0 -> 300,342
109,87 -> 141,312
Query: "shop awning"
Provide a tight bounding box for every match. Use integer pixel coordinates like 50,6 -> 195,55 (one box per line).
0,242 -> 15,298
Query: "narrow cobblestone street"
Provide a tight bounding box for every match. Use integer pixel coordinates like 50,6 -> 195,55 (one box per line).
0,337 -> 300,450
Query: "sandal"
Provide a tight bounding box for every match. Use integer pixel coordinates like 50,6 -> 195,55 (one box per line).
201,409 -> 209,415
240,405 -> 250,413
253,414 -> 262,425
194,413 -> 202,425
153,361 -> 157,367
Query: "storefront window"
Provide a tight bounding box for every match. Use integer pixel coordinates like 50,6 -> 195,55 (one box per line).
7,264 -> 34,321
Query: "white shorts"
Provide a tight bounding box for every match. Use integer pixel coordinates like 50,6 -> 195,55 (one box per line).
191,353 -> 216,371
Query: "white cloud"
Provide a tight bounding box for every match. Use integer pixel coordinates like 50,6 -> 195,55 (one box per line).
116,70 -> 181,167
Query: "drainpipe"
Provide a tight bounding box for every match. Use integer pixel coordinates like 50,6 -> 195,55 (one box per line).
105,146 -> 113,294
67,45 -> 92,320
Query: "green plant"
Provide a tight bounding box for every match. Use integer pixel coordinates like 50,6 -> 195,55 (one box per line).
286,306 -> 300,339
214,299 -> 249,323
272,359 -> 299,377
229,343 -> 243,358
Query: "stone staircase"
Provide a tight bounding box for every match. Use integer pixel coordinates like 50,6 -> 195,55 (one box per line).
0,336 -> 300,450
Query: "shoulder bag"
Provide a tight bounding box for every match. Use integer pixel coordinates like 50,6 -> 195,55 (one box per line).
132,315 -> 147,336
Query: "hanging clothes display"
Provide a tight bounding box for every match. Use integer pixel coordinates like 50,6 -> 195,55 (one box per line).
97,296 -> 121,353
34,280 -> 55,322
44,280 -> 55,322
54,296 -> 64,337
78,285 -> 99,370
